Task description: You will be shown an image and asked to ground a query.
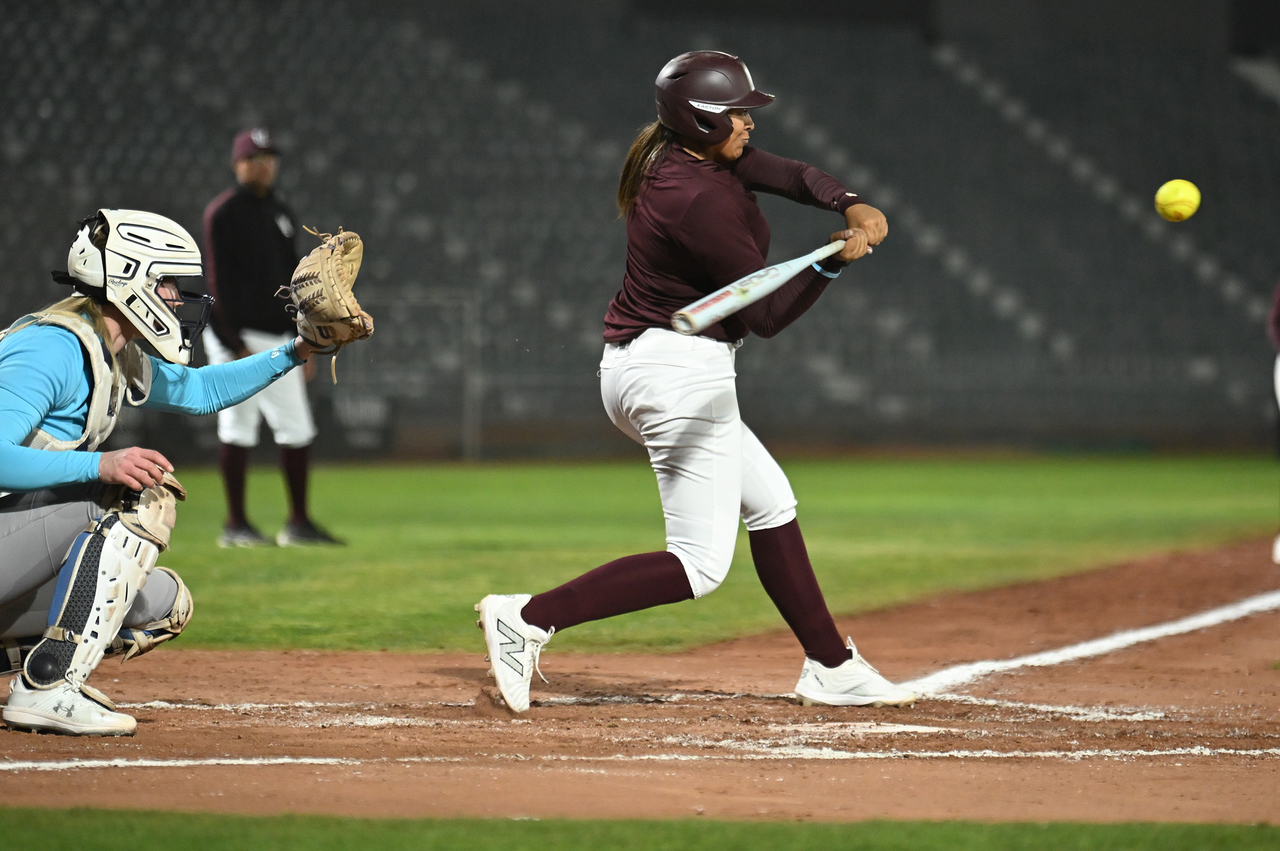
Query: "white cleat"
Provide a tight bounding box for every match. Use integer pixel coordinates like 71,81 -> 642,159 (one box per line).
3,676 -> 136,736
1272,533 -> 1280,565
474,594 -> 553,713
794,639 -> 919,708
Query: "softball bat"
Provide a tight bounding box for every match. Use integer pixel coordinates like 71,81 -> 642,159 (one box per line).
671,239 -> 857,335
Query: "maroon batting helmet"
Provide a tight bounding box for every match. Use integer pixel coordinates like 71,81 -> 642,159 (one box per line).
655,51 -> 775,145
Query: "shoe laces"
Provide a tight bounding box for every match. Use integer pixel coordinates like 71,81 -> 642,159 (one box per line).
844,637 -> 881,674
531,627 -> 554,684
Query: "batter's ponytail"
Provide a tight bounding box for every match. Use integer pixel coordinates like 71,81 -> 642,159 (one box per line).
617,121 -> 677,216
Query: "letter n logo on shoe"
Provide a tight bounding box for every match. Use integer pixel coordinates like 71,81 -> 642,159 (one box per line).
497,619 -> 525,676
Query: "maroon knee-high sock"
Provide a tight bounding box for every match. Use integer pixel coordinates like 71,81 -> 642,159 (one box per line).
520,552 -> 693,633
280,445 -> 310,525
748,518 -> 851,668
219,443 -> 250,528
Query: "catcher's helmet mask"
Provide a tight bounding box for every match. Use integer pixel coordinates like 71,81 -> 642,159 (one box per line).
655,50 -> 774,145
51,209 -> 214,365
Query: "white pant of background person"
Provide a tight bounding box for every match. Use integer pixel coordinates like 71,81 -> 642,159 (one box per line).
1272,355 -> 1280,564
600,327 -> 797,599
203,328 -> 316,448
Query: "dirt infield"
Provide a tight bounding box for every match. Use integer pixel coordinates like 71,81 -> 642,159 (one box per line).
2,540 -> 1279,823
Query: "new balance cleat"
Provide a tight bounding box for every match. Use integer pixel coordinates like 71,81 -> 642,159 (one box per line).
474,594 -> 553,712
794,638 -> 918,708
2,676 -> 136,736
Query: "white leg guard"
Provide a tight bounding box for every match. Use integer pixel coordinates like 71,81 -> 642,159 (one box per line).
22,474 -> 184,691
106,567 -> 194,661
22,514 -> 159,689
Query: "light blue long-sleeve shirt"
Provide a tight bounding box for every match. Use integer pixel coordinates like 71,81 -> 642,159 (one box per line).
0,322 -> 304,491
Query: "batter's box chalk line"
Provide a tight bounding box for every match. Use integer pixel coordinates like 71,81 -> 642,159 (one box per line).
903,587 -> 1280,696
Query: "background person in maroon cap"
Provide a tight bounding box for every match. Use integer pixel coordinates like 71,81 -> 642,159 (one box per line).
202,128 -> 341,548
1268,276 -> 1280,563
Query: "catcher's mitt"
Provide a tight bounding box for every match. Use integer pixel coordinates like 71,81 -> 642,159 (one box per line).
279,228 -> 374,375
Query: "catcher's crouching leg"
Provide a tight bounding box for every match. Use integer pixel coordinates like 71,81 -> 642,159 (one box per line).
3,474 -> 185,736
107,567 -> 194,662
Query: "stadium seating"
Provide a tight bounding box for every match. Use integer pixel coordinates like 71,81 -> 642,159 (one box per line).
5,1 -> 1276,455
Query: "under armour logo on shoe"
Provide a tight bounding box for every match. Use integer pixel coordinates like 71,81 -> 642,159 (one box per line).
53,699 -> 73,719
496,619 -> 525,676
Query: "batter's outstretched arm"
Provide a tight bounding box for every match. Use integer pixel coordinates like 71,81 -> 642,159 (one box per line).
738,229 -> 867,338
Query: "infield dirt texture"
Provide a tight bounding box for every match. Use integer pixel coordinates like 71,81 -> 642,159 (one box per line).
2,537 -> 1277,822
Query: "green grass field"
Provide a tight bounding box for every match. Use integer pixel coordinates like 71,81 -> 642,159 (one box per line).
164,455 -> 1277,653
3,809 -> 1278,850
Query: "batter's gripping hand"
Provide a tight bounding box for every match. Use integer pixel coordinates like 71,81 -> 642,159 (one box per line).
280,228 -> 374,355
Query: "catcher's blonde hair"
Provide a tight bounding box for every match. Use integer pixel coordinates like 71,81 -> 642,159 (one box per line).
32,295 -> 122,381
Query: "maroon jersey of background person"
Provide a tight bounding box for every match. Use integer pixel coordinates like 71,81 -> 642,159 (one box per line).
603,145 -> 867,344
202,186 -> 299,353
1268,277 -> 1280,352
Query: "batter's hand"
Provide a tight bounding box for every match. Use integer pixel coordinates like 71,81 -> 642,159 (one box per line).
845,203 -> 887,246
832,227 -> 870,262
99,446 -> 174,490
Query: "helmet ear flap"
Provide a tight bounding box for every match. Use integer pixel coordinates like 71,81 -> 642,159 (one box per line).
693,114 -> 719,135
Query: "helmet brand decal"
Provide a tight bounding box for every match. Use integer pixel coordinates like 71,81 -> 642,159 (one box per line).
688,100 -> 728,114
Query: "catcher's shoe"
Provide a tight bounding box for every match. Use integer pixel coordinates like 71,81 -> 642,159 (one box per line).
475,594 -> 553,713
793,639 -> 918,708
3,676 -> 136,736
218,523 -> 272,548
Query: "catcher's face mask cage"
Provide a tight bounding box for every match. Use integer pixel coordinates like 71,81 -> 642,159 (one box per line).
58,209 -> 214,365
157,278 -> 215,363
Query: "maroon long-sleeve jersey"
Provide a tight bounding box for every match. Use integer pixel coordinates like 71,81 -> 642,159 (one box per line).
603,145 -> 865,344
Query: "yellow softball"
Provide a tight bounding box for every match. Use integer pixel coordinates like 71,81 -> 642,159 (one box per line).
1154,179 -> 1200,222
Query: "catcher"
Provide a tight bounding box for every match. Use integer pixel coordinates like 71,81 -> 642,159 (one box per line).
0,209 -> 371,735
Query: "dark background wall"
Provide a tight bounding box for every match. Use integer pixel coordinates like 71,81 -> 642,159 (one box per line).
3,0 -> 1278,461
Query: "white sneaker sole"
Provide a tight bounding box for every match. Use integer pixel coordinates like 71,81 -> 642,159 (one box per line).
2,707 -> 136,736
794,690 -> 918,708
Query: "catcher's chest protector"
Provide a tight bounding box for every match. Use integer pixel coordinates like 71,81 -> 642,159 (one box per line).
0,314 -> 152,454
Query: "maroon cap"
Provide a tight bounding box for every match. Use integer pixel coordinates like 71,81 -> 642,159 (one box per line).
231,127 -> 278,162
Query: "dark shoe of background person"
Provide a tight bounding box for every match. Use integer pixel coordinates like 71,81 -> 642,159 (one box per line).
217,523 -> 272,548
276,520 -> 344,547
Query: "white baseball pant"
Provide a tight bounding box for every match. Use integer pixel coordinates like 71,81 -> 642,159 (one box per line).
1273,355 -> 1280,411
203,328 -> 317,448
600,327 -> 797,599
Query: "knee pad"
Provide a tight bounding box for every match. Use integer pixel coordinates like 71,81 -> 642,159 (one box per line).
107,567 -> 194,662
19,475 -> 183,692
110,472 -> 186,550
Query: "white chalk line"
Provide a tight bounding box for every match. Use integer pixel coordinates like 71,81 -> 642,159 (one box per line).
4,746 -> 1279,773
122,693 -> 1162,726
904,587 -> 1280,695
926,693 -> 1168,722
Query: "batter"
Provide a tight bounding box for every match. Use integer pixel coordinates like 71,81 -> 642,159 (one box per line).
478,51 -> 918,712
